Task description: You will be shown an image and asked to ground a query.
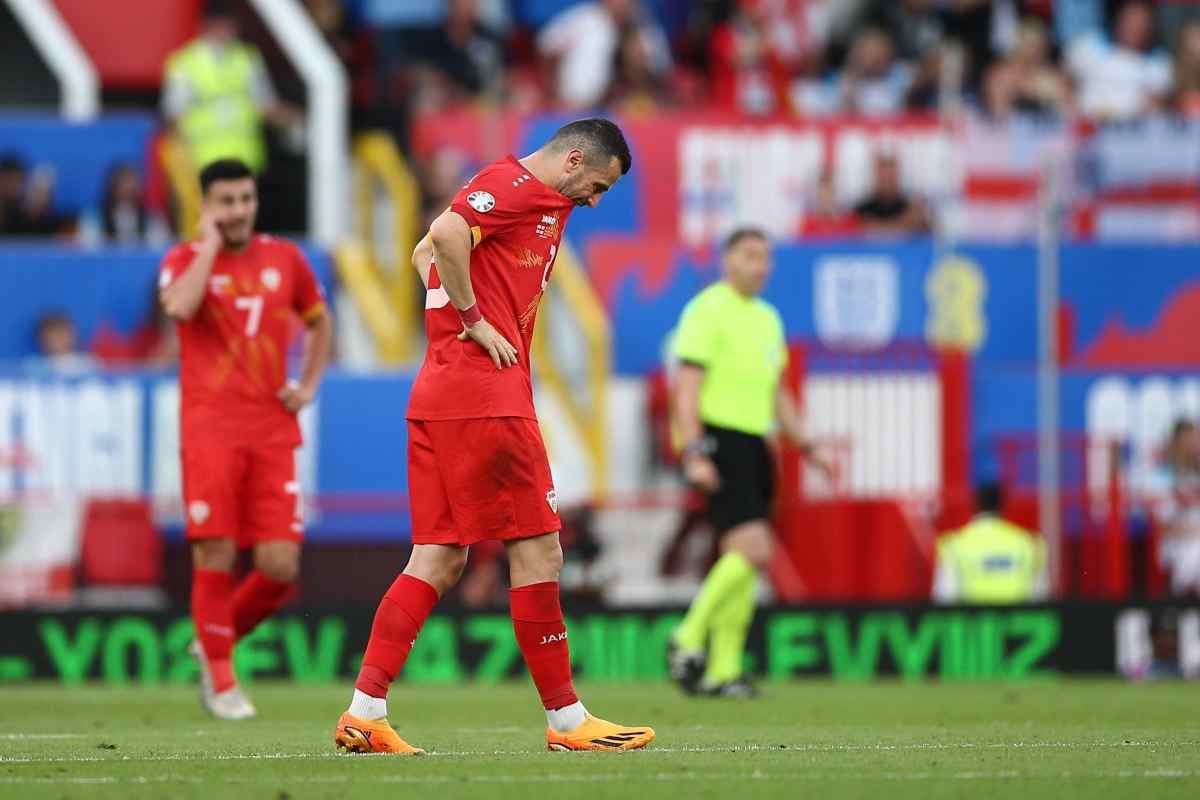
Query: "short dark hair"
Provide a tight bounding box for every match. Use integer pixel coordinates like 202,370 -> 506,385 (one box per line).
976,482 -> 1004,514
547,118 -> 632,175
199,159 -> 254,194
723,227 -> 769,253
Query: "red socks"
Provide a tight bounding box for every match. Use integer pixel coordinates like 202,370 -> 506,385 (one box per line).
232,571 -> 293,639
355,574 -> 440,698
191,568 -> 236,692
509,581 -> 578,710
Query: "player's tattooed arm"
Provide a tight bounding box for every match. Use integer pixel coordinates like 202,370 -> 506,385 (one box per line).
411,232 -> 434,289
161,212 -> 221,321
430,209 -> 519,369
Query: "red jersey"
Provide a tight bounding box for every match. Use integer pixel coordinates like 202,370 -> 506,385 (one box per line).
159,234 -> 326,447
407,155 -> 573,420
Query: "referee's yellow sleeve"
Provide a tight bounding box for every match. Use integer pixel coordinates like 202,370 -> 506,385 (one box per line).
673,297 -> 716,365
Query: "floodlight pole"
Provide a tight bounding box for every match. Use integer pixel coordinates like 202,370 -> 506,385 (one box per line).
1037,153 -> 1064,596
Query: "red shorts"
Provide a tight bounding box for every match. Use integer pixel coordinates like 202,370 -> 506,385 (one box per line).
408,417 -> 561,546
181,441 -> 303,547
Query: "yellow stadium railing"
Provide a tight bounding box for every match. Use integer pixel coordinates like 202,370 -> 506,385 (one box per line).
160,133 -> 201,239
532,239 -> 611,497
339,132 -> 423,364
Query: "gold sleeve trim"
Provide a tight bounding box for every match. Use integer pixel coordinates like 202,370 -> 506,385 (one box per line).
300,301 -> 327,323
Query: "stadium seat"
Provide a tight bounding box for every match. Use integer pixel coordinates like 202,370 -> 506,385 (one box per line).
79,498 -> 163,587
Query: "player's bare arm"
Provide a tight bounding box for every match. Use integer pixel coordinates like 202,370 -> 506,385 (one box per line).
775,384 -> 834,480
428,209 -> 519,370
411,232 -> 434,289
673,362 -> 720,492
278,306 -> 333,413
160,211 -> 222,320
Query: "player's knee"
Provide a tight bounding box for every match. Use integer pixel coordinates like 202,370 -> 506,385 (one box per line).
192,538 -> 236,572
542,542 -> 565,577
723,522 -> 772,571
444,548 -> 469,586
257,552 -> 299,584
521,540 -> 564,580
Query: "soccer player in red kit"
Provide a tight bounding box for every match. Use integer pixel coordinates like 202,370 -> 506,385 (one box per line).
334,119 -> 655,753
160,159 -> 332,720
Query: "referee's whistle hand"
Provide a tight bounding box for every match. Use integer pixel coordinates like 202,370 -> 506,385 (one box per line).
683,454 -> 721,493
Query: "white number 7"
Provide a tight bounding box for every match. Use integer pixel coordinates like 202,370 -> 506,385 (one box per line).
541,244 -> 558,290
235,295 -> 263,336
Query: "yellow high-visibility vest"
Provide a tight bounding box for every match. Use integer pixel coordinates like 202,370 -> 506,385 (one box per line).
937,515 -> 1045,603
166,41 -> 266,172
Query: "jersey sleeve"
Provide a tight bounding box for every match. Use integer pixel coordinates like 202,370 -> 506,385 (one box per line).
673,295 -> 717,367
158,244 -> 193,291
290,245 -> 327,322
449,168 -> 529,247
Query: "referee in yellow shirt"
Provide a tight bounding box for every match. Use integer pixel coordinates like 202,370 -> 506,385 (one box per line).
667,227 -> 830,697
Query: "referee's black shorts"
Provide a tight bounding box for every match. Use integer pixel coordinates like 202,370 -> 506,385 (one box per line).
702,424 -> 774,534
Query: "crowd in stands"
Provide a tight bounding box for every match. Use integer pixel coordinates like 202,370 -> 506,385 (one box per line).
6,0 -> 1200,243
328,0 -> 1200,120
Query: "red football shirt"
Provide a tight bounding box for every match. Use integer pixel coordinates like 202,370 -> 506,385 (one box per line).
159,234 -> 326,447
407,155 -> 574,420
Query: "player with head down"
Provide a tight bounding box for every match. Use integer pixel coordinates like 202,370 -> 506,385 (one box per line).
334,119 -> 656,753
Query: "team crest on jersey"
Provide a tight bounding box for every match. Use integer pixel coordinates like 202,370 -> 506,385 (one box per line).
546,489 -> 558,514
536,213 -> 559,239
467,190 -> 495,213
209,275 -> 232,294
188,500 -> 210,525
260,267 -> 282,291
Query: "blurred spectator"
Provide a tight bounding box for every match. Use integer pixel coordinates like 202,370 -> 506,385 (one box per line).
933,482 -> 1047,604
420,146 -> 471,230
851,0 -> 944,62
31,312 -> 96,374
800,167 -> 859,237
707,0 -> 796,115
161,0 -> 302,173
980,56 -> 1022,119
389,0 -> 505,110
537,0 -> 670,110
607,21 -> 674,112
981,17 -> 1071,118
1148,419 -> 1200,598
1005,17 -> 1072,114
92,283 -> 179,367
795,26 -> 911,116
0,154 -> 65,236
1171,19 -> 1200,116
853,148 -> 930,235
99,164 -> 169,246
1066,0 -> 1171,120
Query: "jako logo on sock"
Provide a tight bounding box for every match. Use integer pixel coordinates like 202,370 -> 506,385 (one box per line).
539,632 -> 567,644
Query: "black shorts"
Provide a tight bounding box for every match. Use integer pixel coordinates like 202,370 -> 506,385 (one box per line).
703,424 -> 774,534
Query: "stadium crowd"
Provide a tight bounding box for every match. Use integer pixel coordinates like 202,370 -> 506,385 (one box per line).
4,0 -> 1200,243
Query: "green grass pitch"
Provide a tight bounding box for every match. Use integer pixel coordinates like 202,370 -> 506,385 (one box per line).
1,680 -> 1198,799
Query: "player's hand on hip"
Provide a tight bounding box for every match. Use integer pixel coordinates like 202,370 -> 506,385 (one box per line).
683,453 -> 720,493
457,318 -> 519,369
277,380 -> 315,412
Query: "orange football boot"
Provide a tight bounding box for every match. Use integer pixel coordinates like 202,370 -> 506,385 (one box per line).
546,714 -> 656,751
334,712 -> 425,754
